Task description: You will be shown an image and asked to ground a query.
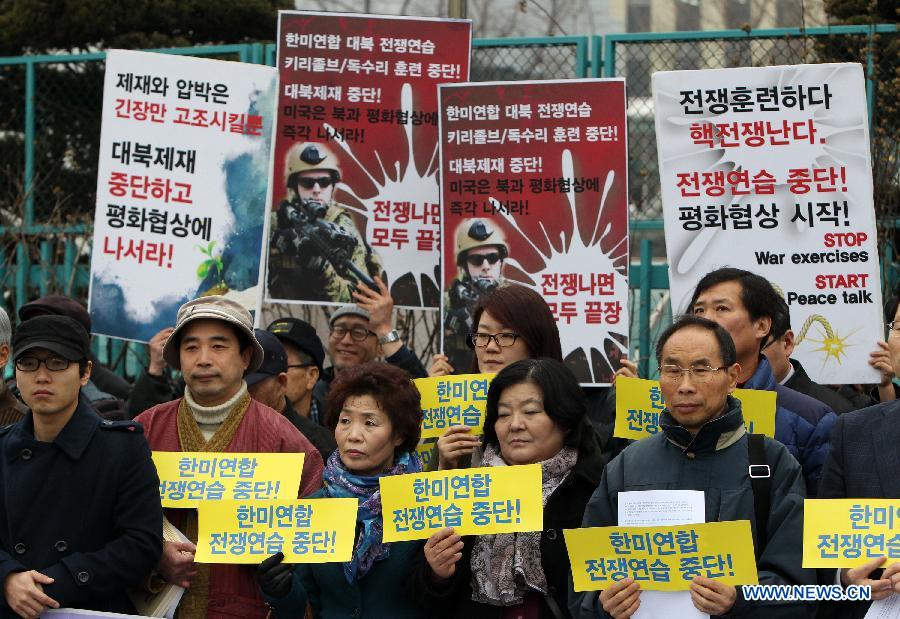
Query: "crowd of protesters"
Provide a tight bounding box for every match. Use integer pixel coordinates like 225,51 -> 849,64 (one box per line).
0,264 -> 897,619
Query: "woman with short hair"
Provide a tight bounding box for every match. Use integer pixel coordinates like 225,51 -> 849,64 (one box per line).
415,358 -> 605,619
257,361 -> 426,618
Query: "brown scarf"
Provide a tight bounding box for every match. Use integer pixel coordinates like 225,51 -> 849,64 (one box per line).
470,444 -> 577,606
175,388 -> 252,619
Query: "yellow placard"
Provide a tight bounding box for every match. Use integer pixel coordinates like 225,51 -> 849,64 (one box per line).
380,464 -> 542,542
414,373 -> 495,440
803,499 -> 900,568
565,520 -> 758,592
613,377 -> 776,440
152,452 -> 305,508
195,499 -> 357,563
415,439 -> 438,470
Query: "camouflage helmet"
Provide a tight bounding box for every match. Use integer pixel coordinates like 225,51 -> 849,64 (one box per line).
285,142 -> 341,187
455,218 -> 509,266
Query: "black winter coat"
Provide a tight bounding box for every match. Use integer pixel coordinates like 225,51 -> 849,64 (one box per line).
0,401 -> 163,616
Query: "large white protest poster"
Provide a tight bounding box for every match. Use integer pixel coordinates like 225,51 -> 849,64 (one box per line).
654,63 -> 881,384
89,50 -> 277,341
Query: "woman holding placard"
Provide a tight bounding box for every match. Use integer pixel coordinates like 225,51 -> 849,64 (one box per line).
257,362 -> 426,618
435,284 -> 564,470
415,358 -> 604,618
434,284 -> 633,471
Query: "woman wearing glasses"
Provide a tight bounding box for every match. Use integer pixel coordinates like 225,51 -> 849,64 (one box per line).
415,358 -> 604,619
437,284 -> 563,470
435,284 -> 635,470
257,362 -> 427,618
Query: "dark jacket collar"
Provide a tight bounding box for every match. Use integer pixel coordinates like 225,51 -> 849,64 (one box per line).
786,359 -> 813,390
7,396 -> 101,461
659,395 -> 745,453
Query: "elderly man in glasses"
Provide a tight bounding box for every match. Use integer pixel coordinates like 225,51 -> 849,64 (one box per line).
571,314 -> 816,619
310,290 -> 428,422
268,141 -> 383,302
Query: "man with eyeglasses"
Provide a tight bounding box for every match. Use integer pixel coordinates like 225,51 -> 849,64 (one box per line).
248,328 -> 335,461
442,218 -> 510,374
312,300 -> 427,419
689,267 -> 836,495
572,315 -> 815,619
268,141 -> 383,302
0,315 -> 162,617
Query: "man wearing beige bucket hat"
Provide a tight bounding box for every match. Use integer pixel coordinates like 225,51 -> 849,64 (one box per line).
135,295 -> 323,619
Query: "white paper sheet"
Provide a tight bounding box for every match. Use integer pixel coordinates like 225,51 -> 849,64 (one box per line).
618,490 -> 708,619
866,595 -> 900,619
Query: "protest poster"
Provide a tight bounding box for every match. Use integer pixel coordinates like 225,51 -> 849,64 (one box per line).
653,63 -> 881,384
195,499 -> 357,563
438,79 -> 629,385
89,50 -> 276,341
415,439 -> 438,470
565,520 -> 758,592
380,464 -> 542,541
415,373 -> 494,440
267,12 -> 472,308
153,452 -> 305,508
613,376 -> 776,440
803,499 -> 900,568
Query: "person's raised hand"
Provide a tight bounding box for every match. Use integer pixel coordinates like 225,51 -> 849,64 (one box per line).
148,327 -> 175,376
429,354 -> 454,377
424,528 -> 464,582
598,578 -> 641,619
437,426 -> 481,470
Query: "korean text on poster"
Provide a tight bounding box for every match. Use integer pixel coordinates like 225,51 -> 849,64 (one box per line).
438,79 -> 629,386
653,63 -> 881,384
565,520 -> 758,592
380,464 -> 542,542
613,376 -> 776,440
153,452 -> 305,508
195,498 -> 357,563
267,12 -> 471,308
803,499 -> 900,568
415,373 -> 494,440
89,49 -> 276,342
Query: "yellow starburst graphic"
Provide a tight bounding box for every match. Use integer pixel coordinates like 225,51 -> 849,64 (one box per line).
796,314 -> 857,367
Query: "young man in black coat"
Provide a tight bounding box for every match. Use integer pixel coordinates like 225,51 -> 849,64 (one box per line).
0,316 -> 162,618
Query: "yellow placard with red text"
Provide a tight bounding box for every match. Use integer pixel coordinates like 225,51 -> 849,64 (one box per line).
613,377 -> 776,441
152,452 -> 305,508
565,520 -> 759,592
380,464 -> 542,541
803,499 -> 900,568
195,498 -> 357,563
415,373 -> 495,440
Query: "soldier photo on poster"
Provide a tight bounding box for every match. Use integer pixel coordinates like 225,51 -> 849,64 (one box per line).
268,142 -> 383,302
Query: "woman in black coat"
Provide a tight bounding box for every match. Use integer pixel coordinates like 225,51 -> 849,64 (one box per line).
414,358 -> 605,619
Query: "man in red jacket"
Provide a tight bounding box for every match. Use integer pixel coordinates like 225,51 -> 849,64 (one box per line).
136,296 -> 323,619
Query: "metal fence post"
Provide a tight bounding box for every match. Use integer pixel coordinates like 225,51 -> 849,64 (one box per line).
24,61 -> 35,228
639,238 -> 652,378
591,35 -> 603,78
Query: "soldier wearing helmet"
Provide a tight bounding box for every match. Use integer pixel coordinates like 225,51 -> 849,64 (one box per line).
268,142 -> 383,302
443,218 -> 509,370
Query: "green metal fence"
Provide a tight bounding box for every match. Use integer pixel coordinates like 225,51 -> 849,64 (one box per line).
0,27 -> 896,380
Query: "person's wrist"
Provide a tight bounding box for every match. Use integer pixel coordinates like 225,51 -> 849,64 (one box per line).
373,322 -> 394,338
148,362 -> 165,376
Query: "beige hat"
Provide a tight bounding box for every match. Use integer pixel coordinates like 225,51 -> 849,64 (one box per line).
162,296 -> 264,373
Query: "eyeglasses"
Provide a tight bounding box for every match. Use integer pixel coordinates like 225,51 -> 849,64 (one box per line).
329,325 -> 376,342
468,332 -> 520,348
887,321 -> 900,332
297,176 -> 333,190
659,364 -> 726,383
466,252 -> 501,267
15,356 -> 72,372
